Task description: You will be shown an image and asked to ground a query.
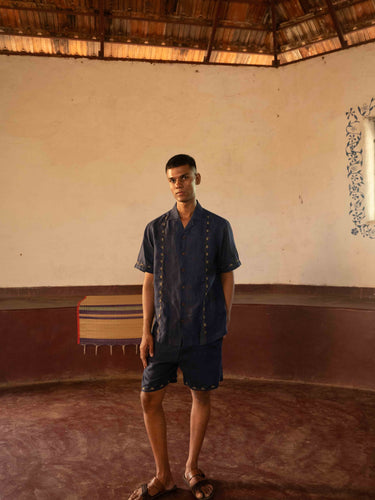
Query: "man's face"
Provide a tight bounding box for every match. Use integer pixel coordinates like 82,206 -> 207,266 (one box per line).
166,164 -> 201,204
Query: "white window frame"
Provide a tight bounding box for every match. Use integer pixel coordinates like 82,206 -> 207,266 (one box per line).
346,98 -> 375,238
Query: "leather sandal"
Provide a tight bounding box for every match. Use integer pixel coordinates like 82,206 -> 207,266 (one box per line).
130,477 -> 177,499
183,469 -> 214,499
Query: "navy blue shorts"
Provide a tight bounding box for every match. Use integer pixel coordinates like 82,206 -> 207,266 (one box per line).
141,338 -> 223,392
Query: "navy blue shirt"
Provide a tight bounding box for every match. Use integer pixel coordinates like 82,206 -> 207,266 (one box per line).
135,201 -> 241,346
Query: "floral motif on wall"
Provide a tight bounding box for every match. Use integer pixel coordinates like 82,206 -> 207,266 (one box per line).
346,97 -> 375,238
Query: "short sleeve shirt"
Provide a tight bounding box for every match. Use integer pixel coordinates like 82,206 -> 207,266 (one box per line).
135,201 -> 241,346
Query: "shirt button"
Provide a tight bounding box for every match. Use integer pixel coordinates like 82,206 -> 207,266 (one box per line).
181,268 -> 185,273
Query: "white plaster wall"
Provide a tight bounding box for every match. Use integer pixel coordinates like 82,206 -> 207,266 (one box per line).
0,45 -> 374,287
273,45 -> 375,286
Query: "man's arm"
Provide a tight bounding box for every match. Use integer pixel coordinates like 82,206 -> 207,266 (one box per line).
140,272 -> 155,368
220,271 -> 235,331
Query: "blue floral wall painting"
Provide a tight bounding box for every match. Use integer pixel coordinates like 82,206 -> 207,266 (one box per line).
346,97 -> 375,239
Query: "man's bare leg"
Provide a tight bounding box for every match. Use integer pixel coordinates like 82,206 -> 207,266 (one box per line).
185,390 -> 214,499
128,388 -> 175,500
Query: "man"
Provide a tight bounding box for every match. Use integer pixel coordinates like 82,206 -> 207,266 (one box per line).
129,154 -> 241,500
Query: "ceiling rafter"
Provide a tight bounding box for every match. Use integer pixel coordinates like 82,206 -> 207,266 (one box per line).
0,26 -> 101,43
277,0 -> 368,30
271,0 -> 279,66
99,0 -> 104,57
0,4 -> 364,37
279,30 -> 342,52
325,0 -> 348,47
2,35 -> 375,65
0,25 -> 272,54
0,0 -> 374,66
204,0 -> 224,62
0,0 -> 367,32
0,5 -> 269,32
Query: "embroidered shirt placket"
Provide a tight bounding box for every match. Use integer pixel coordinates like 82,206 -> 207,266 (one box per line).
157,215 -> 167,334
180,228 -> 186,329
202,214 -> 210,340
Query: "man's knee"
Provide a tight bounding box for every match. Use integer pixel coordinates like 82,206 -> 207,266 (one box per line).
140,389 -> 165,414
191,389 -> 211,406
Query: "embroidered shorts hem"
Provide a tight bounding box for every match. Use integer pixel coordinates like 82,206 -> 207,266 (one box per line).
141,378 -> 177,393
141,338 -> 223,393
183,381 -> 220,391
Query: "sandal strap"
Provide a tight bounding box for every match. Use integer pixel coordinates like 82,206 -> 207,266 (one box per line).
148,477 -> 165,491
191,478 -> 210,495
185,469 -> 205,483
140,477 -> 166,498
141,483 -> 148,498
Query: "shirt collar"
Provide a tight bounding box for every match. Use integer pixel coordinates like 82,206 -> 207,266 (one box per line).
168,200 -> 203,223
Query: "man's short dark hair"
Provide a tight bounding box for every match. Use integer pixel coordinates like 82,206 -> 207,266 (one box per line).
165,154 -> 196,172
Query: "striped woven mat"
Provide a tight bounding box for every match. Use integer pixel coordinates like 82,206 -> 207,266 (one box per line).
77,295 -> 142,352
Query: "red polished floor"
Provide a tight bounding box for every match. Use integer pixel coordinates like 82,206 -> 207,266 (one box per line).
0,376 -> 375,499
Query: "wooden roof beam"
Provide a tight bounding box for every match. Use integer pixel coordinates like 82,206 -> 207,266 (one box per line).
99,0 -> 104,58
271,0 -> 279,67
325,0 -> 348,47
0,27 -> 275,61
0,26 -> 272,55
0,5 -> 269,32
278,30 -> 349,53
204,0 -> 223,63
0,26 -> 102,44
276,0 -> 366,30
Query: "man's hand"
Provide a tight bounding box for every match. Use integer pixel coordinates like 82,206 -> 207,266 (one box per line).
140,333 -> 154,369
140,272 -> 155,369
226,312 -> 231,332
221,271 -> 234,337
